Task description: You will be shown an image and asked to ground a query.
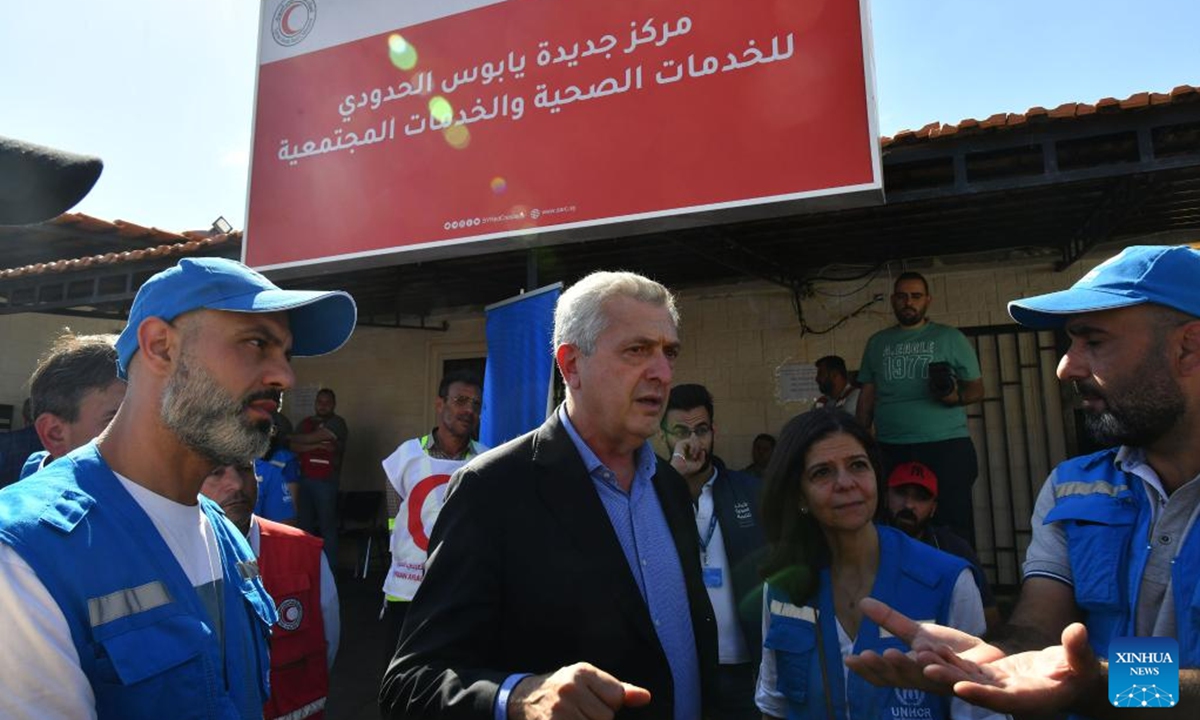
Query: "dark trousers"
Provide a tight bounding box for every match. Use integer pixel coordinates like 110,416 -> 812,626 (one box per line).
713,662 -> 759,720
297,476 -> 339,567
880,436 -> 979,548
383,599 -> 410,665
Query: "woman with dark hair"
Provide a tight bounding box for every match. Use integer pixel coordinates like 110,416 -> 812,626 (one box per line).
755,408 -> 1001,720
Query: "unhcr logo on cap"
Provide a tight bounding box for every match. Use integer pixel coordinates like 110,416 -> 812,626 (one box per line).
272,0 -> 316,47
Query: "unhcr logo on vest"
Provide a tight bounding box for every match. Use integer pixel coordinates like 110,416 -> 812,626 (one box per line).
892,688 -> 932,718
1109,637 -> 1179,708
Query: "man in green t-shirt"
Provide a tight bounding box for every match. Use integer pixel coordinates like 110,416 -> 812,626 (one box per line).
856,271 -> 984,546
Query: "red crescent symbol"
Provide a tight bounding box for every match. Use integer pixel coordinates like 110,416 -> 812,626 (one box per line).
407,474 -> 451,551
281,2 -> 303,35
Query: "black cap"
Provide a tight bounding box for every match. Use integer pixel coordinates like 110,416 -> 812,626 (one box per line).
0,136 -> 103,225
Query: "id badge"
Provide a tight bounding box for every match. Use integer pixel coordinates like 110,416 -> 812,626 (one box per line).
702,566 -> 724,588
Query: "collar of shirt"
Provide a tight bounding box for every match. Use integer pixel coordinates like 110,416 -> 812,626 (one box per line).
421,429 -> 476,461
695,467 -> 719,507
247,516 -> 261,557
557,406 -> 657,492
1116,445 -> 1173,509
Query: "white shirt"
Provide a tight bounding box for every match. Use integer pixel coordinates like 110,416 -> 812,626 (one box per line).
695,469 -> 750,664
0,473 -> 224,720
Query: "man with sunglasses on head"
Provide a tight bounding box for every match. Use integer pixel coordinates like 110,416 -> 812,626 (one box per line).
663,383 -> 766,720
379,370 -> 488,657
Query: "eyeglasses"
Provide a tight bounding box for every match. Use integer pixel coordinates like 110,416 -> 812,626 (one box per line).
447,395 -> 483,411
665,424 -> 712,442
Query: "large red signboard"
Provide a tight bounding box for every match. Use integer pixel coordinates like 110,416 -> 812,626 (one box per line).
246,0 -> 881,272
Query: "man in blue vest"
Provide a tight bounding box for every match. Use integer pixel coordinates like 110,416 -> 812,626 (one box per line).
662,383 -> 766,720
846,245 -> 1200,719
0,257 -> 356,719
18,331 -> 125,480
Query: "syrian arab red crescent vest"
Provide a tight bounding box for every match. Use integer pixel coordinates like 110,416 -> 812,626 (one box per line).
258,519 -> 329,720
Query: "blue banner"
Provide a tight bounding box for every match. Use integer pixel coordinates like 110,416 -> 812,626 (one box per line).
480,283 -> 561,448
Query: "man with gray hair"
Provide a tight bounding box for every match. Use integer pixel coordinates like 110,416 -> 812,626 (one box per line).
382,271 -> 716,720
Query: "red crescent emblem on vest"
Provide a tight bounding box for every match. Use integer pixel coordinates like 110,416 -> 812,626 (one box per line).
277,597 -> 304,631
407,474 -> 452,551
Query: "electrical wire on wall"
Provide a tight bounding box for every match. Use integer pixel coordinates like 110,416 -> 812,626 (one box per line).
792,263 -> 890,337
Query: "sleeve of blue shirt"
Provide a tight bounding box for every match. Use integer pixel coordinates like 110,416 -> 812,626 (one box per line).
493,673 -> 532,720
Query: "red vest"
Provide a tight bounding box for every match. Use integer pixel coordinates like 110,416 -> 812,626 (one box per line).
296,417 -> 336,479
258,518 -> 329,720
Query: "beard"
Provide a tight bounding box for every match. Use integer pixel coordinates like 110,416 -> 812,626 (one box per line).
1077,343 -> 1184,447
891,508 -> 927,537
895,307 -> 926,327
161,352 -> 275,465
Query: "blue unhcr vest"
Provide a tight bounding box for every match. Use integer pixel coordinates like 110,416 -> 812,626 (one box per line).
764,525 -> 968,720
18,449 -> 50,480
0,443 -> 278,719
255,449 -> 299,522
1044,448 -> 1200,665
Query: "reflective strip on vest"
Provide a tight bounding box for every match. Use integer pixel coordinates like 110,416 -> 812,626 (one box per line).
88,581 -> 171,627
878,618 -> 935,640
1053,480 -> 1126,499
238,559 -> 260,580
270,696 -> 326,720
769,599 -> 818,622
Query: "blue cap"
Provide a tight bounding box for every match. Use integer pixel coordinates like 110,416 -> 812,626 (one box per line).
1008,245 -> 1200,329
115,258 -> 357,379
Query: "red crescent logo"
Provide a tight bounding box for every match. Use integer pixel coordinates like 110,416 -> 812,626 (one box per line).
280,3 -> 304,36
407,474 -> 452,551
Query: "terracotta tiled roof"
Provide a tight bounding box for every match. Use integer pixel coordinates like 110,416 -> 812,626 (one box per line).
881,84 -> 1199,149
0,212 -> 241,280
45,212 -> 192,240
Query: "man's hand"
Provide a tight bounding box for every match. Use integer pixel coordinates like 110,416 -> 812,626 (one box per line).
938,622 -> 1100,714
669,437 -> 707,477
508,663 -> 651,720
844,598 -> 1005,695
846,599 -> 1103,716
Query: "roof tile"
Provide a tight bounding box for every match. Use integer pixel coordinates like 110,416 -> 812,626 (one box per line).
0,230 -> 240,280
882,86 -> 1199,149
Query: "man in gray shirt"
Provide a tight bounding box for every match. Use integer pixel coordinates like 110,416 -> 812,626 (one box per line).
847,245 -> 1200,719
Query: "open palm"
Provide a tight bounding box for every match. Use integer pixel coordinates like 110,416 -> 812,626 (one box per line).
930,623 -> 1098,713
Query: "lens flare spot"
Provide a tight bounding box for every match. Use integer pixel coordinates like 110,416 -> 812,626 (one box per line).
388,33 -> 418,70
428,96 -> 453,125
508,205 -> 536,228
490,177 -> 507,194
443,124 -> 471,149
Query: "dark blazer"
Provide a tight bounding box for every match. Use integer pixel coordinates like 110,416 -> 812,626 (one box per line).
379,411 -> 718,719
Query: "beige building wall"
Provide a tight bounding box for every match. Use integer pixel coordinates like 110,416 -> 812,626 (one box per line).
0,314 -> 126,428
667,250 -> 1102,471
287,316 -> 487,492
0,242 -> 1139,491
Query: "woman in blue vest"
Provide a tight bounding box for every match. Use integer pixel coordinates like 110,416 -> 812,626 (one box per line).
755,408 -> 1003,720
